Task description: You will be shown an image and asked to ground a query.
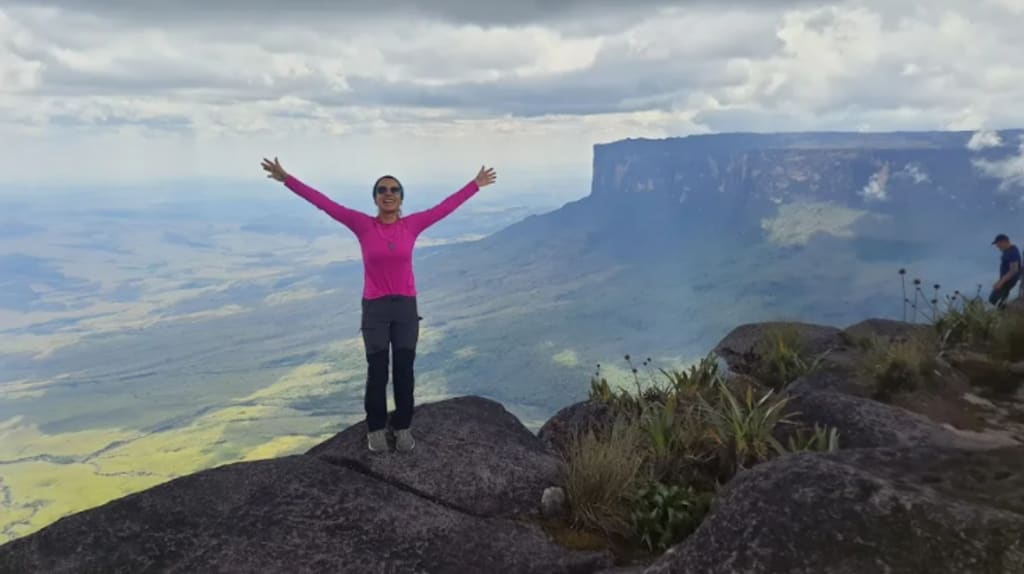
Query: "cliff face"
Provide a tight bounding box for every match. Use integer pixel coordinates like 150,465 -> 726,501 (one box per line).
590,131 -> 1024,221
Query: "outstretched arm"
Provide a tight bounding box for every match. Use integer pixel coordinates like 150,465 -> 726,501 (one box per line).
406,166 -> 497,235
261,157 -> 370,233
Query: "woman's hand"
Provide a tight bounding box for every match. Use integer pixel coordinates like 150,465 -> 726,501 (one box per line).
475,166 -> 497,188
261,157 -> 289,182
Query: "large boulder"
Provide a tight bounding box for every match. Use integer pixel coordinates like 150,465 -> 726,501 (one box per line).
783,388 -> 999,450
306,395 -> 562,518
645,446 -> 1024,574
0,455 -> 611,574
713,321 -> 846,372
538,399 -> 613,455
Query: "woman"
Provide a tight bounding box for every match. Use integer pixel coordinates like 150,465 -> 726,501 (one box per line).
260,157 -> 497,453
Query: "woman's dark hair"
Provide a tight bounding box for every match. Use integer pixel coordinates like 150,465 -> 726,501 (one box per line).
372,174 -> 404,198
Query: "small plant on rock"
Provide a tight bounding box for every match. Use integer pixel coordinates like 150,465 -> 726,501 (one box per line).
746,326 -> 826,391
659,353 -> 721,398
630,481 -> 712,552
934,294 -> 999,349
590,370 -> 641,417
785,424 -> 841,453
701,380 -> 794,476
862,335 -> 939,401
640,393 -> 678,463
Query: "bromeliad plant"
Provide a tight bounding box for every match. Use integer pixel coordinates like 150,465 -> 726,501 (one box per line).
740,326 -> 828,391
659,353 -> 721,398
701,380 -> 795,476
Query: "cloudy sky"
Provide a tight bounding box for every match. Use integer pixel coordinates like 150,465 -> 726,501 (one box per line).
1,0 -> 1022,190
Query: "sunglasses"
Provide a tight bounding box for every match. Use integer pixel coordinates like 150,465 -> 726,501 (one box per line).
375,185 -> 402,195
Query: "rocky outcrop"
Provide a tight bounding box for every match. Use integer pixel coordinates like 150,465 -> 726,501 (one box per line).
0,397 -> 612,574
307,396 -> 561,518
6,316 -> 1023,574
646,446 -> 1024,574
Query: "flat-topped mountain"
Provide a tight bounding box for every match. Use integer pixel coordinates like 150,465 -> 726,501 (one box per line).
410,130 -> 1024,412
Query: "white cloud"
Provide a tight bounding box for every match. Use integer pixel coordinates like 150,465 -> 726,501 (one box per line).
896,163 -> 929,184
0,11 -> 43,91
0,0 -> 1023,188
973,137 -> 1024,191
859,165 -> 889,201
967,130 -> 1004,150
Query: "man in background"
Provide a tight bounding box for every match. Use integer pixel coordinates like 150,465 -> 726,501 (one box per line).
990,233 -> 1021,308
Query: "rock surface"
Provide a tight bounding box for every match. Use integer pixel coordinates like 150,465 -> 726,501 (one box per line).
646,446 -> 1024,574
784,361 -> 871,396
0,396 -> 611,574
307,395 -> 561,518
713,321 -> 846,372
538,399 -> 613,455
6,315 -> 1024,574
0,455 -> 610,574
783,388 -> 968,449
843,317 -> 932,343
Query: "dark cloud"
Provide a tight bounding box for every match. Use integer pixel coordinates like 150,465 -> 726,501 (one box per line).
6,3 -> 780,121
8,0 -> 837,26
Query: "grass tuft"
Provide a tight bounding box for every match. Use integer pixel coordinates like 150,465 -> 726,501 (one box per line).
861,335 -> 940,401
741,326 -> 827,391
564,416 -> 647,537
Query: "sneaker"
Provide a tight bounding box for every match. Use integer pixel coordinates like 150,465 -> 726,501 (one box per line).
395,428 -> 415,452
367,429 -> 388,453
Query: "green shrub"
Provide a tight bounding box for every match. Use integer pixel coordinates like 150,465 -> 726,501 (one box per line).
563,416 -> 647,537
640,395 -> 717,483
701,381 -> 793,475
659,353 -> 721,398
934,295 -> 999,348
571,351 -> 838,553
630,481 -> 712,552
639,394 -> 677,462
748,326 -> 825,391
862,335 -> 939,400
589,375 -> 642,417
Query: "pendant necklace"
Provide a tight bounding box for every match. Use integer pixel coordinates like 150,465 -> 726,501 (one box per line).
376,217 -> 399,251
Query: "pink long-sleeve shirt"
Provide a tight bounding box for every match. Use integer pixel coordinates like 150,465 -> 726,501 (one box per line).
284,174 -> 480,300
